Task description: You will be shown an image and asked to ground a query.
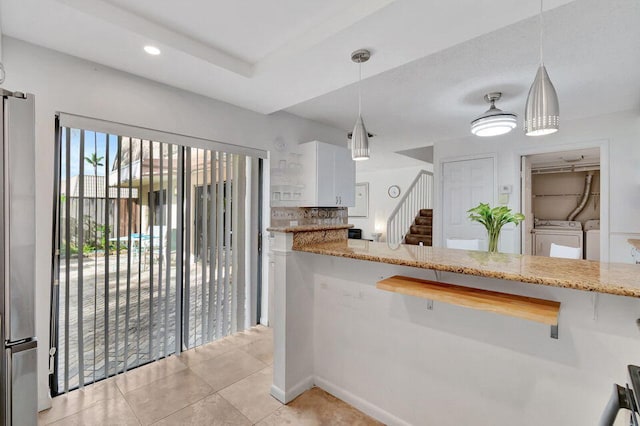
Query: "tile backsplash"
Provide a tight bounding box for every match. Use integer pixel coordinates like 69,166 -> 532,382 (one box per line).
270,207 -> 348,227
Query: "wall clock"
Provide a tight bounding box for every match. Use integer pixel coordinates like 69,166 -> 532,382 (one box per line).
388,185 -> 401,198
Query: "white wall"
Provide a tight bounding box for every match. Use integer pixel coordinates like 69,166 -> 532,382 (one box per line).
305,253 -> 640,425
350,164 -> 433,240
1,37 -> 345,410
434,110 -> 640,261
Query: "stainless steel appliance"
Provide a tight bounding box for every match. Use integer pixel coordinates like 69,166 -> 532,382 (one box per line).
599,365 -> 639,425
0,89 -> 37,426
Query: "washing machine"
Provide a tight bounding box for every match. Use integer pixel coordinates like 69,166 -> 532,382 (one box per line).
532,219 -> 584,258
585,219 -> 600,261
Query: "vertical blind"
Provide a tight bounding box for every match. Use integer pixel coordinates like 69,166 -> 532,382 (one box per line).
52,124 -> 260,394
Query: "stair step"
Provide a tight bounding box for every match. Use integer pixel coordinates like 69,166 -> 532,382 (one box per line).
410,225 -> 432,235
419,209 -> 433,217
414,216 -> 433,226
405,234 -> 432,246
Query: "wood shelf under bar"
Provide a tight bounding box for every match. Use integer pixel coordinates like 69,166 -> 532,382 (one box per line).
377,275 -> 560,337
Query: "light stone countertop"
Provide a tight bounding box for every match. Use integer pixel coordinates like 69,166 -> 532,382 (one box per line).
294,239 -> 640,298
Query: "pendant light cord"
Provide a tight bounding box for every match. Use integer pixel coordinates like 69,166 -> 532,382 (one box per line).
539,0 -> 544,64
358,61 -> 362,116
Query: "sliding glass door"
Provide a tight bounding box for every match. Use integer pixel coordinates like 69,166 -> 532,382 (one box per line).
51,122 -> 261,395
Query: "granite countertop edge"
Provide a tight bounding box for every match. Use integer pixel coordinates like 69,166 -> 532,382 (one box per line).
294,241 -> 640,298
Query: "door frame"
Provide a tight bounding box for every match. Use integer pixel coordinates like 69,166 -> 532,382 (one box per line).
437,153 -> 498,248
514,139 -> 610,260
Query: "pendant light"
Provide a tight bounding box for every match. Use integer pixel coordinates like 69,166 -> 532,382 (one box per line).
524,0 -> 559,136
470,92 -> 517,137
350,49 -> 371,161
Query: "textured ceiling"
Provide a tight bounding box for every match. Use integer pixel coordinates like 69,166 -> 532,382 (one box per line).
1,0 -> 573,114
285,0 -> 640,170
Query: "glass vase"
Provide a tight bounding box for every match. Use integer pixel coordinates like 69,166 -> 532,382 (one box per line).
488,230 -> 500,253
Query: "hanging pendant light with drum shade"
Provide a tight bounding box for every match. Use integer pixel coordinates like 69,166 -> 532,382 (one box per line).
524,0 -> 559,136
350,49 -> 371,161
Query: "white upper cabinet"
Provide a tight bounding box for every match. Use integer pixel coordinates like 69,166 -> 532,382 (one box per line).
271,141 -> 355,207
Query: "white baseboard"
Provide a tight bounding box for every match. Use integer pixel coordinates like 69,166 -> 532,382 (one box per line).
270,384 -> 285,403
314,376 -> 412,426
270,375 -> 314,404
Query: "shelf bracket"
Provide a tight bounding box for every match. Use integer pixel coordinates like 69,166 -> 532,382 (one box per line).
550,324 -> 559,339
592,293 -> 599,321
426,299 -> 434,310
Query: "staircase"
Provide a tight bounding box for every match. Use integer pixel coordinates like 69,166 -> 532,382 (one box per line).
386,170 -> 434,246
404,209 -> 433,246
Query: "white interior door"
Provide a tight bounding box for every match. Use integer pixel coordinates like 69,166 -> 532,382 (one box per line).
521,156 -> 533,254
442,157 -> 495,249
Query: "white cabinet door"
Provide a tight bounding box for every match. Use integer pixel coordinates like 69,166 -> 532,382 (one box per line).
334,145 -> 355,206
316,142 -> 337,206
442,156 -> 495,248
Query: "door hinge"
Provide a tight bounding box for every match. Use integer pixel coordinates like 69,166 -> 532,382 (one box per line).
258,232 -> 262,253
53,279 -> 59,287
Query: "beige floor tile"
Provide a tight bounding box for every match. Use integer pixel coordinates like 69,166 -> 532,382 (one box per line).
224,326 -> 272,347
152,393 -> 251,426
123,369 -> 213,425
257,387 -> 383,426
239,336 -> 273,365
218,367 -> 282,422
38,379 -> 122,425
115,355 -> 187,394
189,349 -> 266,392
47,396 -> 139,426
178,337 -> 239,367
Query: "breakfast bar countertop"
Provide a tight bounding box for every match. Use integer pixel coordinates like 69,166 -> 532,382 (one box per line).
294,239 -> 640,298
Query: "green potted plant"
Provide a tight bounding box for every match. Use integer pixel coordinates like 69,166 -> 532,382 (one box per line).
467,203 -> 525,253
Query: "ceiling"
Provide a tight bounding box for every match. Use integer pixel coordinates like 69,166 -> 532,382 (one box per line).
1,0 -> 638,172
1,0 -> 574,115
286,0 -> 640,170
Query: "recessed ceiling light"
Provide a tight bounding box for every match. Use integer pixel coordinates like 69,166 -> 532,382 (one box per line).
144,45 -> 161,56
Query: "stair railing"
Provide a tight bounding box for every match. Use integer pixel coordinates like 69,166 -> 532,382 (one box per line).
386,170 -> 433,246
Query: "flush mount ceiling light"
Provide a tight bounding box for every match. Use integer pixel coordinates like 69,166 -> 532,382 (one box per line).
470,92 -> 517,137
144,45 -> 161,55
350,48 -> 371,161
524,0 -> 559,136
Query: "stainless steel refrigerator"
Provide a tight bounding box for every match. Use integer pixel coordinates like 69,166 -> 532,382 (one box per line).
0,89 -> 37,426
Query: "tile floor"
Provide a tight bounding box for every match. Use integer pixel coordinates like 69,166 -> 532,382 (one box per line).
39,325 -> 382,425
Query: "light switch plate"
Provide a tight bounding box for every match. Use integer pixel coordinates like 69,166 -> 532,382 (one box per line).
500,184 -> 512,194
